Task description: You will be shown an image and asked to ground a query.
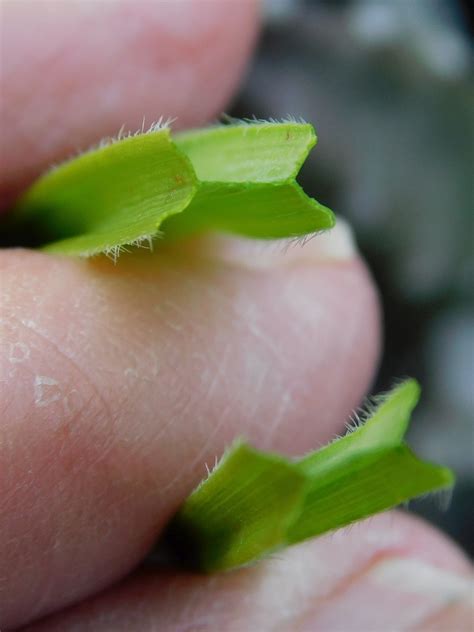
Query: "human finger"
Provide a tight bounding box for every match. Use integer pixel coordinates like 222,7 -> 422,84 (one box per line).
1,222 -> 380,627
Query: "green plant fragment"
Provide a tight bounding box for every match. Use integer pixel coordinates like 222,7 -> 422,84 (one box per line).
162,182 -> 333,240
288,445 -> 452,543
3,121 -> 334,256
162,122 -> 333,240
164,379 -> 454,573
298,379 -> 421,477
9,129 -> 197,257
165,442 -> 308,572
174,121 -> 316,183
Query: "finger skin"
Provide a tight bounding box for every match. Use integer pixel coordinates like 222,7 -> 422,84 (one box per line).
0,237 -> 380,628
20,512 -> 473,632
0,0 -> 259,206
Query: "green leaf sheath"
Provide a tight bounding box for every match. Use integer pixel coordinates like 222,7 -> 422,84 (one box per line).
166,442 -> 308,573
8,130 -> 197,257
298,379 -> 421,476
164,380 -> 454,572
163,122 -> 333,239
174,121 -> 317,182
288,446 -> 452,544
161,182 -> 333,240
2,122 -> 334,256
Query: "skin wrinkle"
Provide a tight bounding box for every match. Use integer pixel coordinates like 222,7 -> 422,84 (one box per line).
297,555 -> 473,631
1,369 -> 102,526
2,366 -> 146,624
30,539 -> 66,621
160,401 -> 233,499
144,259 -> 234,351
221,266 -> 322,424
238,297 -> 287,365
166,417 -> 233,502
188,284 -> 289,424
241,357 -> 272,433
323,264 -> 377,431
291,549 -> 407,631
262,388 -> 294,447
176,576 -> 228,630
221,522 -> 467,630
143,258 -> 308,450
118,307 -> 236,455
412,600 -> 474,631
12,265 -> 169,423
9,314 -> 113,429
4,506 -> 58,617
202,339 -> 233,402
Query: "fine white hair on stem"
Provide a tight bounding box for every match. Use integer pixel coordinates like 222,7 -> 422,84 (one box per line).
99,233 -> 158,263
48,116 -> 178,175
435,485 -> 454,511
421,485 -> 454,511
202,453 -> 221,484
117,123 -> 126,140
220,113 -> 308,126
281,230 -> 326,254
405,486 -> 454,512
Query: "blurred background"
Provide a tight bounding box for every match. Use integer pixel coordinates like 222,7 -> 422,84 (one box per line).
229,0 -> 473,555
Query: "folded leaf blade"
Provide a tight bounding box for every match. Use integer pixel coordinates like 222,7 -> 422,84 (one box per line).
288,445 -> 453,544
175,122 -> 317,183
298,379 -> 421,477
165,441 -> 307,573
163,381 -> 454,573
162,181 -> 334,240
10,130 -> 197,257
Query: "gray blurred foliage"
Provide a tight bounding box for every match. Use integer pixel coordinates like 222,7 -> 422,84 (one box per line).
231,0 -> 473,554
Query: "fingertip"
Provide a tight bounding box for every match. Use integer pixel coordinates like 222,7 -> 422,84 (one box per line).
21,513 -> 473,632
0,0 -> 259,203
0,236 -> 380,627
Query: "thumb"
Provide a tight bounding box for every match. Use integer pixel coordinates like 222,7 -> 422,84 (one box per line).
1,221 -> 380,628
